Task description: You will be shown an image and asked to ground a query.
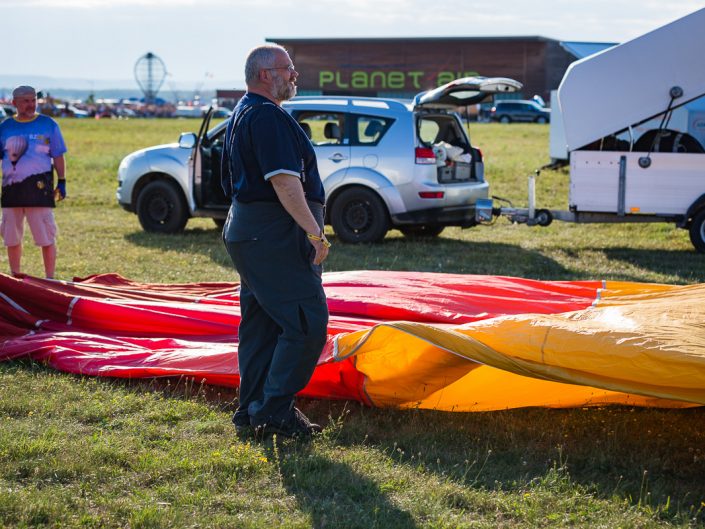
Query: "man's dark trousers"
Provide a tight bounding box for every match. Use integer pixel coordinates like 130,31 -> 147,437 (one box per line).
224,200 -> 328,427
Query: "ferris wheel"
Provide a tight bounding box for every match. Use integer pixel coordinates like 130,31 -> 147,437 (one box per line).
134,52 -> 167,103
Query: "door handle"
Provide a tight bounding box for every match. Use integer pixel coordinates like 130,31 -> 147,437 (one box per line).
328,153 -> 349,162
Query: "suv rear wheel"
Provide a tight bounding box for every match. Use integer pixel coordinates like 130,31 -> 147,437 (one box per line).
136,180 -> 188,233
331,187 -> 389,244
499,115 -> 511,123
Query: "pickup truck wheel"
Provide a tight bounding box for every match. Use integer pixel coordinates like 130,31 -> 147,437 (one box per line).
136,180 -> 188,233
331,187 -> 389,244
499,115 -> 511,123
689,209 -> 705,253
400,225 -> 445,238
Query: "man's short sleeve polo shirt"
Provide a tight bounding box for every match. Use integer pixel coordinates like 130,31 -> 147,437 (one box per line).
251,104 -> 304,182
224,93 -> 325,204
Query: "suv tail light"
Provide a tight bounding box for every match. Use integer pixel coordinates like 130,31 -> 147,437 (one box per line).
415,147 -> 436,165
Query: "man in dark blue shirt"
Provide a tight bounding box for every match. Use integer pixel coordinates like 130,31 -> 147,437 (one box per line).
222,44 -> 330,440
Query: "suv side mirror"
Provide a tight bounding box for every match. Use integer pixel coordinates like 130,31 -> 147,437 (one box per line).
178,132 -> 197,149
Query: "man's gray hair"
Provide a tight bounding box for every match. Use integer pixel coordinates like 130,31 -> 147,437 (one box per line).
245,44 -> 288,85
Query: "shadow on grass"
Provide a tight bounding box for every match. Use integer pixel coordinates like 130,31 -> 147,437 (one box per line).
72,371 -> 419,528
325,401 -> 705,523
325,236 -> 575,279
600,247 -> 705,283
5,362 -> 703,523
124,227 -> 574,279
124,227 -> 233,268
269,442 -> 419,529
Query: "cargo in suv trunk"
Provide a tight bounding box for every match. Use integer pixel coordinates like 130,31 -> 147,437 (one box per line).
413,76 -> 523,184
417,111 -> 478,183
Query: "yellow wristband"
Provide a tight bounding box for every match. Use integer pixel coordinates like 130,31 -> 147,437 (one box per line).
307,232 -> 331,248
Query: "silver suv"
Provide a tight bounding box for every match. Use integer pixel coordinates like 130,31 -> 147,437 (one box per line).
117,77 -> 521,243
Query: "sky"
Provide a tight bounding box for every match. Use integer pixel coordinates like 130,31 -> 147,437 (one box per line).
2,0 -> 704,90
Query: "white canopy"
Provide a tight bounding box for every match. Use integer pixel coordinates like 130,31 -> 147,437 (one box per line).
558,8 -> 705,151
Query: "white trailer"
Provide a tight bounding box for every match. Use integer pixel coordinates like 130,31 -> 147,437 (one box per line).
487,8 -> 705,252
549,91 -> 705,164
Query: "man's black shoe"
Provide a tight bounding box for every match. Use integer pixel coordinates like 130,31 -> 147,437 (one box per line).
253,407 -> 322,440
233,414 -> 254,439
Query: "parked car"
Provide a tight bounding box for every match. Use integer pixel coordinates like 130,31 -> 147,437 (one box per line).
115,107 -> 138,118
58,104 -> 90,118
211,106 -> 232,118
174,105 -> 206,118
117,76 -> 522,243
490,100 -> 550,123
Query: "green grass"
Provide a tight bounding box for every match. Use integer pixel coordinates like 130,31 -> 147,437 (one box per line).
1,119 -> 704,528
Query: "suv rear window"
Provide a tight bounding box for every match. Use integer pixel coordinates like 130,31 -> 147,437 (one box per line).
417,115 -> 470,151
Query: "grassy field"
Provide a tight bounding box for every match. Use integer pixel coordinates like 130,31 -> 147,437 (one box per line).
1,118 -> 704,528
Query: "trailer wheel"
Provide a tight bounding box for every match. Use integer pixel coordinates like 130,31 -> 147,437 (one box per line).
689,209 -> 705,253
535,209 -> 553,227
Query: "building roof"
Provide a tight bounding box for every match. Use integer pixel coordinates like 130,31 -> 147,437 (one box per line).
268,36 -> 557,44
559,41 -> 617,59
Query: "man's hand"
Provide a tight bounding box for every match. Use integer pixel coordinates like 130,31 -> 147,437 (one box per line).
307,232 -> 330,265
54,180 -> 67,200
270,173 -> 330,265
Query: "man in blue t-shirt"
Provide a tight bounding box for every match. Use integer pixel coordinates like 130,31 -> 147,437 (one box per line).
221,44 -> 330,440
0,85 -> 67,278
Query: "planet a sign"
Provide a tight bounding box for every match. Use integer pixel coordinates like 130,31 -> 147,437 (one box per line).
318,70 -> 480,91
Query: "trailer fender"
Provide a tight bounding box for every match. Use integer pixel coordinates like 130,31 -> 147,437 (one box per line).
681,194 -> 705,228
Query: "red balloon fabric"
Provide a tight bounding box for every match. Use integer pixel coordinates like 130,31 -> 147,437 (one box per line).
0,271 -> 603,408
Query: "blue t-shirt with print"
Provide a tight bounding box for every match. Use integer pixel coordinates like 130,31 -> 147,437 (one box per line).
221,92 -> 325,205
0,114 -> 67,207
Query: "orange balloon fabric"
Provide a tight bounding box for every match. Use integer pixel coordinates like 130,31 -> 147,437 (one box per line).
0,271 -> 702,411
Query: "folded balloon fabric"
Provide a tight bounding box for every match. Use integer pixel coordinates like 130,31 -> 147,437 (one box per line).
0,270 -> 702,412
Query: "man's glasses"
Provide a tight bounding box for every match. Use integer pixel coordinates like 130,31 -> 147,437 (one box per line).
264,64 -> 296,73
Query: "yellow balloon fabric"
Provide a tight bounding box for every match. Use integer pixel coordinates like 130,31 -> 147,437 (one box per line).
334,281 -> 705,411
